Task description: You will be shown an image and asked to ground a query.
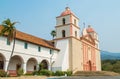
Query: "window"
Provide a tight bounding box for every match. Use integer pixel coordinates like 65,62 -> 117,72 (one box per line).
74,19 -> 76,25
75,31 -> 77,37
7,38 -> 10,45
24,42 -> 28,49
38,46 -> 41,52
50,49 -> 52,54
62,18 -> 66,25
62,30 -> 66,37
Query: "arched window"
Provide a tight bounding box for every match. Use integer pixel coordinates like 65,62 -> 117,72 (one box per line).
62,30 -> 66,37
75,31 -> 77,37
62,18 -> 66,25
74,19 -> 76,25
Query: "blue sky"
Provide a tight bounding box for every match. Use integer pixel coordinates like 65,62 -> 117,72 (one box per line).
0,0 -> 120,52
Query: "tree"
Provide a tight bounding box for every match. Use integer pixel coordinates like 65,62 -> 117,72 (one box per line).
50,30 -> 56,39
102,60 -> 120,73
0,18 -> 17,75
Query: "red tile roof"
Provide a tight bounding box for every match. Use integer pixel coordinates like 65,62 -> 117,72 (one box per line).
86,26 -> 95,33
60,7 -> 74,16
0,26 -> 59,51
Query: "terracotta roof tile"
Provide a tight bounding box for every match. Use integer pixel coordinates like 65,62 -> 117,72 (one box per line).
60,7 -> 74,16
0,26 -> 59,51
86,25 -> 95,33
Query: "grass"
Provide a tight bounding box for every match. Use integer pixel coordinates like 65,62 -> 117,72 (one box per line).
73,71 -> 120,76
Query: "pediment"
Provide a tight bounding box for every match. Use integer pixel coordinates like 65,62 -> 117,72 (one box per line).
81,34 -> 95,45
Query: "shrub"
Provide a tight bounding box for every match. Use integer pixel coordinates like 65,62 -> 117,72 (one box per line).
52,71 -> 55,76
32,71 -> 39,75
0,70 -> 7,77
32,69 -> 53,76
25,72 -> 33,76
54,70 -> 72,76
64,71 -> 72,76
54,71 -> 65,76
17,68 -> 24,76
32,70 -> 72,76
40,69 -> 52,76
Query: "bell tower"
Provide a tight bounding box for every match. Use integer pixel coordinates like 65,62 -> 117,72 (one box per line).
53,7 -> 83,72
55,7 -> 80,39
52,7 -> 101,72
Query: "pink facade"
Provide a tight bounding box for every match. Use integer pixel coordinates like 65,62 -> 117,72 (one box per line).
82,35 -> 97,71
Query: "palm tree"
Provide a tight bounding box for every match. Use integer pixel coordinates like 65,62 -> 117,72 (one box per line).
0,18 -> 17,75
50,30 -> 56,71
50,30 -> 56,39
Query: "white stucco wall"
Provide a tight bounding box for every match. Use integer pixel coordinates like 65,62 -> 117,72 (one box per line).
52,39 -> 69,71
71,15 -> 79,26
56,15 -> 70,26
0,36 -> 58,72
56,25 -> 71,38
72,25 -> 80,39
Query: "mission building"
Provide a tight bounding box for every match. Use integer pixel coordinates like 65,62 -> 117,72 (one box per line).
0,7 -> 101,76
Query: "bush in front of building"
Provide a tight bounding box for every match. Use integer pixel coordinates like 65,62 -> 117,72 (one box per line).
32,70 -> 39,75
40,69 -> 52,76
0,70 -> 7,77
54,71 -> 65,76
24,72 -> 33,76
17,68 -> 24,76
32,70 -> 72,76
33,69 -> 52,76
64,71 -> 72,76
54,70 -> 72,76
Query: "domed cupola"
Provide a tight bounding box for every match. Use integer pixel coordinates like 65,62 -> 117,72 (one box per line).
86,25 -> 95,33
86,25 -> 98,41
60,7 -> 74,16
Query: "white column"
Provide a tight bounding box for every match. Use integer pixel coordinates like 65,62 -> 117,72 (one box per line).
36,64 -> 39,71
23,63 -> 27,74
48,65 -> 51,71
4,60 -> 9,72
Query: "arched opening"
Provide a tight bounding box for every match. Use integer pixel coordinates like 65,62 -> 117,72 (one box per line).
9,55 -> 23,76
75,31 -> 77,37
62,18 -> 66,25
74,19 -> 76,25
88,60 -> 92,71
62,30 -> 66,37
39,60 -> 49,70
0,53 -> 5,70
27,58 -> 38,73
